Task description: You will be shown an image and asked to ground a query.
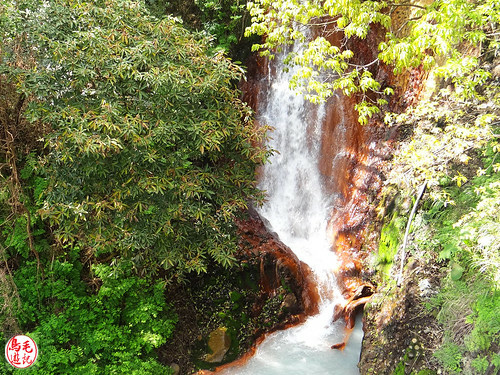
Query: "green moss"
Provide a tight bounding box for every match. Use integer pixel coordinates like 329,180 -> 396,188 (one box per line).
377,212 -> 406,277
416,370 -> 437,375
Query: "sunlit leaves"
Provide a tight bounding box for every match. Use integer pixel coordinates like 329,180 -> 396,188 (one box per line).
245,0 -> 500,122
384,96 -> 497,203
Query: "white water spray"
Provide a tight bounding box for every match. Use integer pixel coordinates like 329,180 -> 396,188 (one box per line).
221,45 -> 363,375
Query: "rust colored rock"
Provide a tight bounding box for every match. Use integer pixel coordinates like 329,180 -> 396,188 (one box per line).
334,283 -> 374,329
316,21 -> 423,327
236,207 -> 320,317
240,53 -> 271,113
331,342 -> 346,350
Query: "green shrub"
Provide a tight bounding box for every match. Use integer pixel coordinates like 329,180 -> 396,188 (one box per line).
470,356 -> 489,374
8,255 -> 176,374
464,290 -> 500,353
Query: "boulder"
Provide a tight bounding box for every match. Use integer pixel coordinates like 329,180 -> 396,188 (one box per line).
204,327 -> 231,363
170,363 -> 180,375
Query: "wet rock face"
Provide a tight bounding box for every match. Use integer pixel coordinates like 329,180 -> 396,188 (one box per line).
358,255 -> 445,374
160,208 -> 320,374
238,18 -> 431,366
235,207 -> 320,317
241,39 -> 388,328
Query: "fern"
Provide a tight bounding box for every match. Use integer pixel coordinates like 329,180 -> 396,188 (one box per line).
434,341 -> 463,373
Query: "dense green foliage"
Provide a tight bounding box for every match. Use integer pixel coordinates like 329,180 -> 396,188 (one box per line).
1,256 -> 177,374
426,168 -> 500,373
245,0 -> 500,123
146,0 -> 250,54
194,0 -> 248,52
1,0 -> 497,373
0,163 -> 177,373
0,0 -> 269,372
1,0 -> 269,278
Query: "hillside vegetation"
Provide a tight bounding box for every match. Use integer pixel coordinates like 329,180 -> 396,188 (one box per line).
1,0 -> 499,374
0,0 -> 268,373
366,79 -> 500,374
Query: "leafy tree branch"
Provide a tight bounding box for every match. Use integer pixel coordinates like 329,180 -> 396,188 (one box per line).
245,0 -> 500,123
1,0 -> 271,279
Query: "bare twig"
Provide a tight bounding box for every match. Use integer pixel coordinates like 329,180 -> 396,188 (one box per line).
348,58 -> 380,69
395,15 -> 424,34
397,181 -> 427,286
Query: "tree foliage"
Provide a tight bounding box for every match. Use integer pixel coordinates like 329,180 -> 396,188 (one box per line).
194,0 -> 248,52
245,0 -> 500,123
384,96 -> 498,203
0,0 -> 270,278
145,0 -> 250,54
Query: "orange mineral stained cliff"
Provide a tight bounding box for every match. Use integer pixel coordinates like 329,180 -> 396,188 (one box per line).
242,32 -> 386,328
235,208 -> 320,318
229,21 -> 424,369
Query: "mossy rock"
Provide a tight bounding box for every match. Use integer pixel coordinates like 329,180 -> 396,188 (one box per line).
378,212 -> 406,270
204,327 -> 231,363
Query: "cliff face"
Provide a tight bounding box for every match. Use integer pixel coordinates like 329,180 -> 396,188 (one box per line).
235,208 -> 320,318
239,14 -> 432,344
241,49 -> 382,323
240,31 -> 399,328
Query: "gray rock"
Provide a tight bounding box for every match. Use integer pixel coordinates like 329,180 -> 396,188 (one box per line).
492,64 -> 500,79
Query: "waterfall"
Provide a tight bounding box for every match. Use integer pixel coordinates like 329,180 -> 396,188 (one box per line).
221,44 -> 364,374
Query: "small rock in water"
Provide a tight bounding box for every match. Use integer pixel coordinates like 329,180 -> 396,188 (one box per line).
331,342 -> 346,350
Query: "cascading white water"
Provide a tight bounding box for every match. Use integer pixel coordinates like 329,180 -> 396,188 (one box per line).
221,45 -> 363,375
